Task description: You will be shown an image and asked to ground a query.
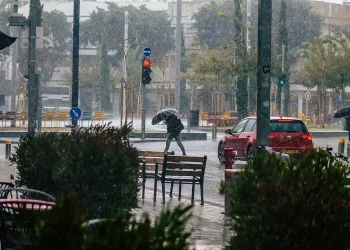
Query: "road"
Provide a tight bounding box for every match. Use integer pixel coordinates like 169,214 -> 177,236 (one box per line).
133,136 -> 343,207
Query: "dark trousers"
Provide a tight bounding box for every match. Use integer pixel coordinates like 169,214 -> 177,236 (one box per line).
164,133 -> 186,154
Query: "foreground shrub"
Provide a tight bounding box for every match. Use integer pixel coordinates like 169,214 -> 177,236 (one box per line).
222,148 -> 350,250
11,124 -> 139,218
23,195 -> 193,250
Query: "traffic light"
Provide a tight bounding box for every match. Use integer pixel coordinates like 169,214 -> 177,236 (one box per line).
0,30 -> 16,51
279,73 -> 286,87
142,59 -> 152,85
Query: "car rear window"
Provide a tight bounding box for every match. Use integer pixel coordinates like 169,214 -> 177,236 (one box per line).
270,120 -> 307,133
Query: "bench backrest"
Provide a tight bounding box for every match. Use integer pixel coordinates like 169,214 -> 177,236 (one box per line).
44,111 -> 57,118
82,111 -> 93,119
139,151 -> 174,163
138,151 -> 175,172
5,112 -> 16,120
162,154 -> 207,179
94,111 -> 104,117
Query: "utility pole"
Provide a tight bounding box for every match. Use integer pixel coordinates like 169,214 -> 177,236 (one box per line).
72,0 -> 80,129
10,0 -> 19,113
27,0 -> 38,133
174,0 -> 182,110
123,11 -> 128,126
281,44 -> 285,116
256,0 -> 272,147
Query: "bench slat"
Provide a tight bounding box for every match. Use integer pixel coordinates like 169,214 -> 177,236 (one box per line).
165,170 -> 201,177
139,157 -> 164,163
166,162 -> 203,170
166,155 -> 205,162
138,151 -> 174,157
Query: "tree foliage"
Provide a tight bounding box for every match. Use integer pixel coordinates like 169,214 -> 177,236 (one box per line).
81,3 -> 174,61
193,0 -> 322,52
18,10 -> 71,85
80,3 -> 174,111
296,37 -> 340,126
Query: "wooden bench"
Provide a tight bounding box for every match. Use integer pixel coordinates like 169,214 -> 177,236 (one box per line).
81,111 -> 93,127
155,154 -> 207,205
138,151 -> 174,202
92,111 -> 104,125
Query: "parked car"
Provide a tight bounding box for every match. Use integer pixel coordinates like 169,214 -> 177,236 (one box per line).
218,116 -> 313,163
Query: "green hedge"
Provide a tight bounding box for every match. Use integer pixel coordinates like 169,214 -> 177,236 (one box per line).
23,194 -> 193,250
222,148 -> 350,250
10,124 -> 139,218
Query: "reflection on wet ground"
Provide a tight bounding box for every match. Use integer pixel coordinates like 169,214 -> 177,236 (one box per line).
133,189 -> 233,249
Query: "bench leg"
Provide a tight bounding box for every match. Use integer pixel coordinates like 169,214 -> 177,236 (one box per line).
191,181 -> 195,204
142,178 -> 146,200
153,178 -> 157,203
178,181 -> 182,201
170,181 -> 174,198
162,181 -> 165,204
200,181 -> 204,205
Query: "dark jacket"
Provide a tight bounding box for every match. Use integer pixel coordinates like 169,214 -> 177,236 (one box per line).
166,115 -> 184,135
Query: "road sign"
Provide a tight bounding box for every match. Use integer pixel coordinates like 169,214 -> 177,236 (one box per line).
293,101 -> 297,107
70,107 -> 81,120
305,92 -> 311,101
91,101 -> 96,109
262,65 -> 270,73
143,47 -> 151,57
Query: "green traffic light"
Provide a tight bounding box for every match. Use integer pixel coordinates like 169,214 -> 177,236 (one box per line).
279,74 -> 286,86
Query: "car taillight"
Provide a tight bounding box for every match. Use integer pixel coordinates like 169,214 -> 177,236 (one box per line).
269,135 -> 275,139
277,119 -> 293,122
302,135 -> 312,140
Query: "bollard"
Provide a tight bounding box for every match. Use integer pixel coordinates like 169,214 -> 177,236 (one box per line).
212,125 -> 217,139
347,141 -> 350,158
224,168 -> 243,214
223,148 -> 238,214
5,140 -> 11,160
338,138 -> 345,155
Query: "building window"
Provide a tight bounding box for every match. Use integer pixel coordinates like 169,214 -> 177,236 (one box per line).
0,95 -> 5,106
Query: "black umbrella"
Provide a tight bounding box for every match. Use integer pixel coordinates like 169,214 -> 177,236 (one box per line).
151,108 -> 179,125
334,106 -> 350,118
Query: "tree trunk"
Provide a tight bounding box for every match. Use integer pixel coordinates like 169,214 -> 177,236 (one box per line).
317,86 -> 321,127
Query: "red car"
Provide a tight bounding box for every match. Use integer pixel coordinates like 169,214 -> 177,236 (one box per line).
218,117 -> 313,163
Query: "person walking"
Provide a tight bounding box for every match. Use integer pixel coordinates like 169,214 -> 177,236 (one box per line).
164,114 -> 186,155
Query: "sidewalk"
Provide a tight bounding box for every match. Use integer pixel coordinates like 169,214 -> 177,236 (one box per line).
0,159 -> 231,249
134,189 -> 231,249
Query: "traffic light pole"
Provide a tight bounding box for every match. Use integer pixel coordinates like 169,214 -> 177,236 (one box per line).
256,0 -> 272,147
72,0 -> 80,129
141,82 -> 145,139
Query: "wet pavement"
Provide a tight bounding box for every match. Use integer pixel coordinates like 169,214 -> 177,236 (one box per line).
0,123 -> 346,249
134,189 -> 232,249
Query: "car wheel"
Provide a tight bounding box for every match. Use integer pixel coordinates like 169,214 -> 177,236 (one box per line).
246,145 -> 255,161
218,142 -> 225,165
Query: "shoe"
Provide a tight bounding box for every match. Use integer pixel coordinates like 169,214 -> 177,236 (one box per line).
183,153 -> 186,156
